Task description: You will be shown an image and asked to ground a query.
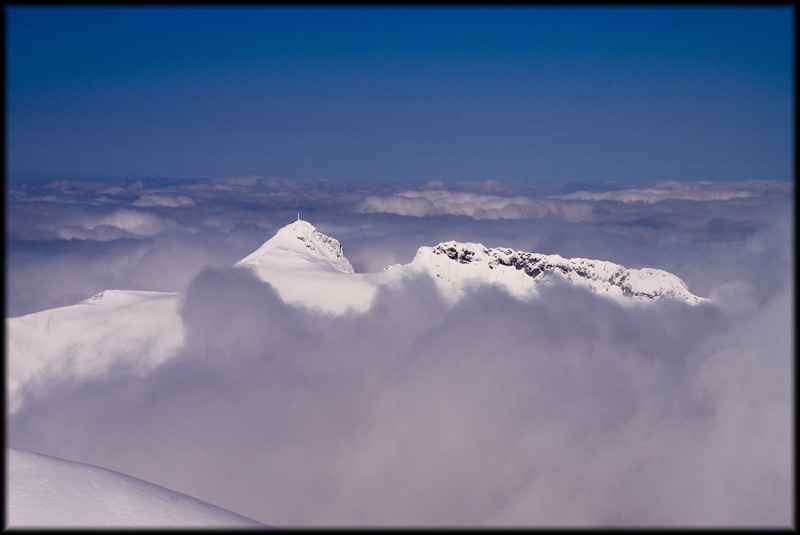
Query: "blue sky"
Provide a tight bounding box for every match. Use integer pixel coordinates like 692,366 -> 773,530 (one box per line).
5,6 -> 794,185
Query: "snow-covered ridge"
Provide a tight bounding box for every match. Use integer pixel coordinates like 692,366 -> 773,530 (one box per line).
412,241 -> 706,305
232,221 -> 705,309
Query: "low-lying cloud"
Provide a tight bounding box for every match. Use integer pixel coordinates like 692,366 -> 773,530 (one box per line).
54,209 -> 177,240
549,180 -> 791,204
357,189 -> 596,222
132,194 -> 196,207
6,177 -> 793,526
550,183 -> 747,203
7,264 -> 791,526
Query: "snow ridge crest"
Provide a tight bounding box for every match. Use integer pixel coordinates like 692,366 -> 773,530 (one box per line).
234,221 -> 705,305
413,240 -> 705,305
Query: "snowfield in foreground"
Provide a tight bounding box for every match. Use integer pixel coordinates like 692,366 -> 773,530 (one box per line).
6,448 -> 265,528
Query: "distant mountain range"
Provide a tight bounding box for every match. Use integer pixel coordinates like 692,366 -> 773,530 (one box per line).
7,220 -> 707,414
235,220 -> 706,310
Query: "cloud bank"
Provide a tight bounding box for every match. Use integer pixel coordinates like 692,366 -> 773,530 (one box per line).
6,177 -> 793,526
132,194 -> 196,207
357,189 -> 596,222
547,180 -> 774,203
8,266 -> 792,526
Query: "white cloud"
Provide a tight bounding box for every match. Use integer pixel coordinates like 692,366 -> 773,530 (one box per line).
357,189 -> 595,222
552,188 -> 752,203
132,194 -> 196,207
358,192 -> 438,217
52,209 -> 176,241
548,181 -> 791,204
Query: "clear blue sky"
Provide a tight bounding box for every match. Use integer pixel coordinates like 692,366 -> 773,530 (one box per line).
5,6 -> 794,184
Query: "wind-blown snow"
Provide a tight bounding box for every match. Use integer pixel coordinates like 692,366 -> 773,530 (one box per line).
6,448 -> 264,527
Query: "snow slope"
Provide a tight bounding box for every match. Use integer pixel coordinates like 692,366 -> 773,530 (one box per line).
236,219 -> 355,274
6,448 -> 265,527
6,289 -> 184,415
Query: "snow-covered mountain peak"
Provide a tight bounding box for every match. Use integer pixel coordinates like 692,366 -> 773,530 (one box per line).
235,220 -> 354,274
411,240 -> 706,305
